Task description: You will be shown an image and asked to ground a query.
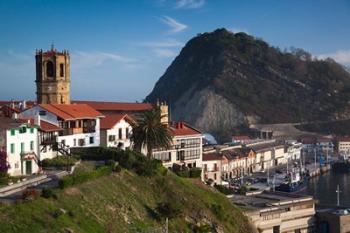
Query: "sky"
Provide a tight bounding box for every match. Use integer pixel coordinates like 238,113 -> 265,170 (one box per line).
0,0 -> 349,102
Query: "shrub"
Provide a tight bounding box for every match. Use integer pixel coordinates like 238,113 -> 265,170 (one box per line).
0,172 -> 9,185
211,204 -> 226,220
41,187 -> 55,198
175,170 -> 190,178
156,201 -> 182,219
58,165 -> 113,189
41,156 -> 77,168
189,167 -> 202,178
22,188 -> 40,200
105,159 -> 116,168
72,147 -> 118,161
214,184 -> 233,195
114,164 -> 122,173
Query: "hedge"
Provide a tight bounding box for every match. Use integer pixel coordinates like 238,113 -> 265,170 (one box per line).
59,165 -> 113,189
41,156 -> 78,168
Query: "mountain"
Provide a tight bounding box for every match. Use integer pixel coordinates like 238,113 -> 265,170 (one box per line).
146,28 -> 350,141
0,169 -> 254,233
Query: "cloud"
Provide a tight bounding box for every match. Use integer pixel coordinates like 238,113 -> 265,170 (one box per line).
72,51 -> 136,68
161,16 -> 187,34
153,48 -> 177,58
175,0 -> 205,9
318,49 -> 350,65
229,28 -> 249,34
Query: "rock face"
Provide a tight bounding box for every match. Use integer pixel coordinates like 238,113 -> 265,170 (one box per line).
146,28 -> 350,142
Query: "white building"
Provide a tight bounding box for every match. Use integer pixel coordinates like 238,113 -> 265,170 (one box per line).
0,117 -> 39,176
202,153 -> 222,185
20,104 -> 104,149
100,114 -> 134,149
152,122 -> 203,169
337,137 -> 350,154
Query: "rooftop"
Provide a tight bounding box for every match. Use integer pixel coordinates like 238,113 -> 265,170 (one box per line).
100,114 -> 135,130
169,122 -> 202,137
73,100 -> 154,112
39,104 -> 104,121
203,152 -> 222,161
231,191 -> 314,211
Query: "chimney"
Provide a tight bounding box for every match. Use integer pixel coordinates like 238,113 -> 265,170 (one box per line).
22,100 -> 26,110
34,114 -> 41,127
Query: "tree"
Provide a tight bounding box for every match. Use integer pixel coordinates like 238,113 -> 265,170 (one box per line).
131,107 -> 173,158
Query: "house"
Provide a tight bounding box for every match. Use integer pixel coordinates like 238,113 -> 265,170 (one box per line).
100,113 -> 134,149
20,104 -> 104,149
202,153 -> 222,185
152,122 -> 203,169
232,135 -> 252,144
0,117 -> 39,176
221,147 -> 256,179
233,191 -> 316,233
300,137 -> 317,154
285,141 -> 302,161
337,137 -> 350,154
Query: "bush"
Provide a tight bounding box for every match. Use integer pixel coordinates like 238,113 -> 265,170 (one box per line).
156,201 -> 182,219
72,147 -> 118,161
211,204 -> 226,220
175,170 -> 190,178
114,164 -> 122,173
22,188 -> 40,200
41,156 -> 77,168
41,188 -> 55,198
0,172 -> 9,185
214,184 -> 233,195
189,167 -> 202,178
105,159 -> 116,168
59,165 -> 113,189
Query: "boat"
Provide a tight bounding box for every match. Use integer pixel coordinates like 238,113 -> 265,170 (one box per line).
332,153 -> 350,172
275,170 -> 307,193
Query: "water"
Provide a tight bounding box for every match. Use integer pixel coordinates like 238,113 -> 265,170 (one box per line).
304,171 -> 350,207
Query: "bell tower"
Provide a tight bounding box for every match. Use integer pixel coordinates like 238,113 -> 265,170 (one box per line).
35,45 -> 70,104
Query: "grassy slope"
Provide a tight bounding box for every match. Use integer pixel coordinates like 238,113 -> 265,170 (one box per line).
0,169 -> 252,233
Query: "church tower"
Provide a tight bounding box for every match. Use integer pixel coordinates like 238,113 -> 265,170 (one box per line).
35,46 -> 70,104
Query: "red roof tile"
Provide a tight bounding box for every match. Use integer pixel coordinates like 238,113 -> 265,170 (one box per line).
337,136 -> 350,142
38,120 -> 63,132
169,122 -> 202,137
39,104 -> 104,120
100,114 -> 135,130
73,101 -> 154,112
203,153 -> 222,161
232,135 -> 250,140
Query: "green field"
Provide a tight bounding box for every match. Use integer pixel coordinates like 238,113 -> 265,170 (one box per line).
0,165 -> 253,233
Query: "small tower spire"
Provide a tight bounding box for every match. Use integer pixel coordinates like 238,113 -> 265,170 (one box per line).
51,42 -> 54,51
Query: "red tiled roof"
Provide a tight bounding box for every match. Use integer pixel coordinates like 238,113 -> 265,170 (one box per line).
232,135 -> 250,141
38,120 -> 63,132
203,153 -> 222,161
169,122 -> 202,137
337,136 -> 350,142
73,101 -> 154,112
39,104 -> 104,120
100,114 -> 135,130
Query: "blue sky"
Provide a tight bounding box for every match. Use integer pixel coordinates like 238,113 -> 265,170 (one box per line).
0,0 -> 349,102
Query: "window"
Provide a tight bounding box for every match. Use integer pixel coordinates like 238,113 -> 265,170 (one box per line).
73,139 -> 76,147
109,135 -> 115,142
89,137 -> 94,144
60,63 -> 64,77
273,226 -> 280,233
46,61 -> 54,77
30,141 -> 34,150
126,128 -> 129,139
118,128 -> 122,139
39,110 -> 46,116
15,162 -> 19,169
30,128 -> 34,134
10,129 -> 15,136
21,143 -> 24,153
10,143 -> 15,153
19,127 -> 27,134
61,140 -> 65,145
214,173 -> 217,180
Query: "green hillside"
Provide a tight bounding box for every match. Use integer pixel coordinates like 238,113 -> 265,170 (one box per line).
0,164 -> 253,233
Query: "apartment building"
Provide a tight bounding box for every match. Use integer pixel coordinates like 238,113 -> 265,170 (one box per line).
202,153 -> 222,185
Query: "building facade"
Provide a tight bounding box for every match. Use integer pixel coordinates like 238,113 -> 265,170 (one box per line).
202,153 -> 222,185
0,117 -> 39,176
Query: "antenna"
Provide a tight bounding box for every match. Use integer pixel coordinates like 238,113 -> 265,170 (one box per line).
51,42 -> 54,51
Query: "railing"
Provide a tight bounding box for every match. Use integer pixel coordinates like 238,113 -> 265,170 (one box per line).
41,136 -> 57,145
59,127 -> 95,136
83,126 -> 95,133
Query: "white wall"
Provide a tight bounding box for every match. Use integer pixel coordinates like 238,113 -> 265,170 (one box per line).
105,119 -> 132,149
6,125 -> 39,176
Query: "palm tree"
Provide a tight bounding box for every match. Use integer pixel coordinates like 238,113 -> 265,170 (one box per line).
131,107 -> 173,158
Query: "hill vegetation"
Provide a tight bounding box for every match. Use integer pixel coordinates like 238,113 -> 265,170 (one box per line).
146,28 -> 350,141
0,149 -> 254,233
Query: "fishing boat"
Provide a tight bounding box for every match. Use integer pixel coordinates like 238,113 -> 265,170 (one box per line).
332,153 -> 350,172
275,169 -> 306,193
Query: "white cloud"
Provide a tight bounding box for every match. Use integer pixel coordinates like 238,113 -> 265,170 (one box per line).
153,48 -> 177,58
72,51 -> 136,68
175,0 -> 205,9
161,16 -> 187,34
318,49 -> 350,65
229,28 -> 249,34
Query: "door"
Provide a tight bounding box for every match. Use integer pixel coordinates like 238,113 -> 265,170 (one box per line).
25,161 -> 32,175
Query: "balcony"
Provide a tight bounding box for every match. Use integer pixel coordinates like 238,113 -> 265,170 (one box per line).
41,136 -> 57,145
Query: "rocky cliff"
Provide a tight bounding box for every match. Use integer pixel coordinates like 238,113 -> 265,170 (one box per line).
146,28 -> 350,141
